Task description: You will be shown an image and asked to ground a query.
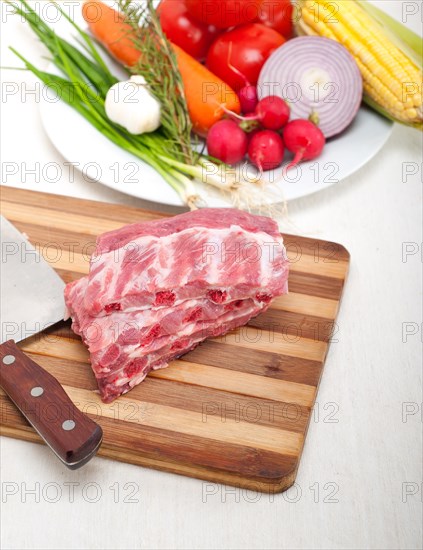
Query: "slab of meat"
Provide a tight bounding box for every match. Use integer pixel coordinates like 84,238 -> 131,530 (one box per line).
67,277 -> 266,402
66,277 -> 257,363
95,208 -> 282,254
84,208 -> 288,316
65,209 -> 289,402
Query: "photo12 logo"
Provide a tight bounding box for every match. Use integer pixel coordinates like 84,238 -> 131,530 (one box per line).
201,480 -> 340,503
1,481 -> 140,504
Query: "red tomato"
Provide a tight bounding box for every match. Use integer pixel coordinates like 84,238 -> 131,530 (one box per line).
255,0 -> 293,38
185,0 -> 264,29
157,0 -> 221,61
206,23 -> 285,91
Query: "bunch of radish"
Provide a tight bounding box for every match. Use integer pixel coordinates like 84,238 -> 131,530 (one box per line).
206,93 -> 326,173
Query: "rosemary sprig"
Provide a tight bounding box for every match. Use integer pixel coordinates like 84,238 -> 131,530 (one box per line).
118,0 -> 197,165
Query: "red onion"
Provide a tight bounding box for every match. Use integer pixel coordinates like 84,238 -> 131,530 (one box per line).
257,36 -> 363,138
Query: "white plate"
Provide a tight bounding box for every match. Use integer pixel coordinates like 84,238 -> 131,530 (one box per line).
39,43 -> 393,207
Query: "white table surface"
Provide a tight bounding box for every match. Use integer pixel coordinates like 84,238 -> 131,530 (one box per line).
1,2 -> 422,549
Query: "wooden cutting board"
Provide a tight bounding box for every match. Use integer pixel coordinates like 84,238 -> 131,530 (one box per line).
0,186 -> 349,492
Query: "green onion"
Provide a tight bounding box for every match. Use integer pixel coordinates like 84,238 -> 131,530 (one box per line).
7,0 -> 252,208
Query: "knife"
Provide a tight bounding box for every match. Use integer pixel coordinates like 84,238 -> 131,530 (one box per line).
0,216 -> 102,469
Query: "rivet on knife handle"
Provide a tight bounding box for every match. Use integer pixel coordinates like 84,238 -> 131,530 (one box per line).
0,340 -> 103,469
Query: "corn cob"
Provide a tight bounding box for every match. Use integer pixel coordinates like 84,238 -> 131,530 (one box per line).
296,0 -> 423,129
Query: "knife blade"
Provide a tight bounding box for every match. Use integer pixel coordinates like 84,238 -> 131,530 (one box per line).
0,216 -> 102,469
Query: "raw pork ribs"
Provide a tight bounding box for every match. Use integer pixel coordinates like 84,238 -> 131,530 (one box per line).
65,209 -> 289,402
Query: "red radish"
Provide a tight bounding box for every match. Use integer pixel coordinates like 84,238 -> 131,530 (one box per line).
228,95 -> 290,132
248,130 -> 285,171
239,85 -> 259,114
255,96 -> 290,130
283,119 -> 326,169
207,119 -> 248,165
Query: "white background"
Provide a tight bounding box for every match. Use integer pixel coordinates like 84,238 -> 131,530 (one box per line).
1,2 -> 422,549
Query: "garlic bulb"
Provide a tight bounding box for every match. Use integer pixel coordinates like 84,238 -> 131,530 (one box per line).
105,75 -> 161,135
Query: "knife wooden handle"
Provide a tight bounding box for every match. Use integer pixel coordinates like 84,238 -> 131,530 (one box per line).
0,340 -> 103,469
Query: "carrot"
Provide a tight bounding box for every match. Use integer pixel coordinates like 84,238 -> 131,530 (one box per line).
171,44 -> 241,136
82,1 -> 240,136
82,1 -> 140,67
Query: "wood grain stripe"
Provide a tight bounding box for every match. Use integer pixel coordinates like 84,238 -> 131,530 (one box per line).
214,328 -> 327,361
283,235 -> 350,262
0,399 -> 298,485
271,293 -> 338,318
0,187 -> 168,224
97,422 -> 297,484
58,386 -> 303,456
290,254 -> 348,279
18,354 -> 309,433
18,338 -> 316,406
1,202 -> 124,236
176,342 -> 322,386
288,271 -> 346,300
150,362 -> 316,407
250,309 -> 337,343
